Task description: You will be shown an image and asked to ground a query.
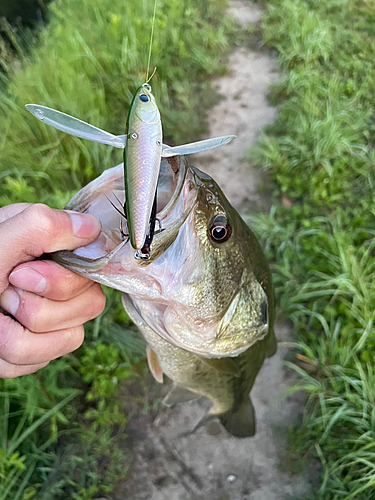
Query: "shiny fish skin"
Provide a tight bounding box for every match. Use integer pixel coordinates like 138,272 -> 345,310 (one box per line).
52,157 -> 277,437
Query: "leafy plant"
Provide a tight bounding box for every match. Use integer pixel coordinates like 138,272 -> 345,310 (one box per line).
250,0 -> 375,498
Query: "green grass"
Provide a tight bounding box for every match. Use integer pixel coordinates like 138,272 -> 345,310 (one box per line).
0,292 -> 146,500
250,0 -> 375,498
0,0 -> 235,497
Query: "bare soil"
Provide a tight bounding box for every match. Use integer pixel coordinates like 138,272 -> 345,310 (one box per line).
114,2 -> 316,499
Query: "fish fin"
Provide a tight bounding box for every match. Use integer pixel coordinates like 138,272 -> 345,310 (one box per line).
266,328 -> 277,358
146,345 -> 164,383
161,135 -> 236,157
200,357 -> 240,377
25,104 -> 126,148
163,385 -> 200,407
219,397 -> 256,438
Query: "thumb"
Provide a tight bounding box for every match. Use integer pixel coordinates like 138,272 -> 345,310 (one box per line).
0,204 -> 101,291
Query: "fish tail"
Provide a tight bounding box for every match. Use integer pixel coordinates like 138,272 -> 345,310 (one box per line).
219,396 -> 256,438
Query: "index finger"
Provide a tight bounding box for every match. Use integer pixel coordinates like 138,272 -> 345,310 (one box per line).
9,259 -> 95,300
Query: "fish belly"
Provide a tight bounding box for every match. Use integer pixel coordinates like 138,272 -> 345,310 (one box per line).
122,293 -> 235,414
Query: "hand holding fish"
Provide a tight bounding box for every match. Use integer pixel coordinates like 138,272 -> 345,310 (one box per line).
0,203 -> 105,378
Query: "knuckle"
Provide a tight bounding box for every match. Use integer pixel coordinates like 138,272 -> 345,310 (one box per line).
16,294 -> 43,333
0,317 -> 24,365
23,311 -> 41,333
66,326 -> 85,353
62,272 -> 88,298
25,204 -> 56,235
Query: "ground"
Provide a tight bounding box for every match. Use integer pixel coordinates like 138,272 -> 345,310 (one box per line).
114,2 -> 316,499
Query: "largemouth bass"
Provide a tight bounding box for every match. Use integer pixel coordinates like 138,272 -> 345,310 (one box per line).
52,156 -> 277,437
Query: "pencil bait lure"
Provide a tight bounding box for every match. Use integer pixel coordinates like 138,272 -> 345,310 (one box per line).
25,102 -> 235,257
124,82 -> 162,257
25,104 -> 235,157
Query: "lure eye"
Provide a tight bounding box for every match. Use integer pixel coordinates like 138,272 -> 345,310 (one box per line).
209,215 -> 231,243
139,93 -> 150,103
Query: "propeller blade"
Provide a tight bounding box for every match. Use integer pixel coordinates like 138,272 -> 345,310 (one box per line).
161,135 -> 236,157
25,104 -> 126,149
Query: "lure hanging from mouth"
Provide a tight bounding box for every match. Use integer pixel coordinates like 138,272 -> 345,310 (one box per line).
123,82 -> 162,258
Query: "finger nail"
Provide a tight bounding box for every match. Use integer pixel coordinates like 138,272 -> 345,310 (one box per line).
10,267 -> 48,294
67,212 -> 101,238
0,288 -> 20,316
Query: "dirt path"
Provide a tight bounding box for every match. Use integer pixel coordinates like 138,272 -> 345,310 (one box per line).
115,2 -> 314,499
194,1 -> 277,214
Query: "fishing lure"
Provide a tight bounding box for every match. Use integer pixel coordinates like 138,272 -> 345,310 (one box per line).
124,81 -> 162,258
25,104 -> 235,258
25,104 -> 235,158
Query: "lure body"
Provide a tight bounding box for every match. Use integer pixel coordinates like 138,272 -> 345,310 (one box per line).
125,83 -> 162,254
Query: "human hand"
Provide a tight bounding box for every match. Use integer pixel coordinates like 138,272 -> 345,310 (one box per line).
0,203 -> 106,378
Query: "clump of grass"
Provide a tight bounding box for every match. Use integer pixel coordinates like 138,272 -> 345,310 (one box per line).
250,0 -> 375,498
252,0 -> 375,207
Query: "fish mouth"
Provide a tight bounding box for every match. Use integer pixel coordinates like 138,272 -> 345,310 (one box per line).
63,155 -> 197,262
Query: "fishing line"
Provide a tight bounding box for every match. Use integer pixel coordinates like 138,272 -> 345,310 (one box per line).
147,66 -> 157,84
146,0 -> 158,82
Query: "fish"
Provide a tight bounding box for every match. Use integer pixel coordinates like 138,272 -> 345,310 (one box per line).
51,156 -> 277,437
25,101 -> 235,259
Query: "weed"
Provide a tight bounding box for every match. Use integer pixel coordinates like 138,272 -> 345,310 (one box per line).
251,0 -> 375,497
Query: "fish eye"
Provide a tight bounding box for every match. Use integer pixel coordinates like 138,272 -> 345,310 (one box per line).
209,215 -> 231,243
139,93 -> 150,103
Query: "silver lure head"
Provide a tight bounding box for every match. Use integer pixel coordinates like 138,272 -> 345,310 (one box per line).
130,82 -> 159,124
